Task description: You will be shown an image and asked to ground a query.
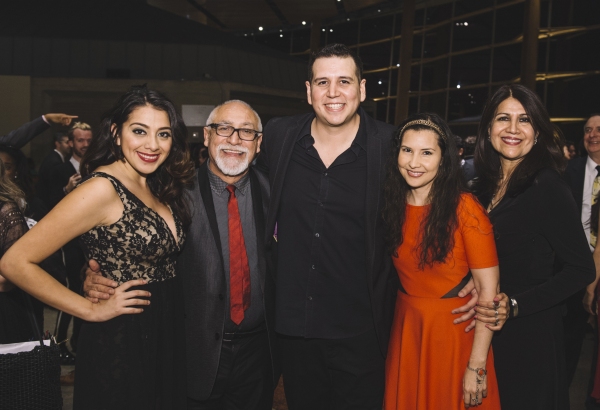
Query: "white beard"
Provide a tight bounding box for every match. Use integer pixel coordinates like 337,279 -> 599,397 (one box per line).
213,143 -> 250,176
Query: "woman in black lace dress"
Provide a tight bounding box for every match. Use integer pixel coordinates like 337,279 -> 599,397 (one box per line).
0,158 -> 39,343
0,86 -> 194,409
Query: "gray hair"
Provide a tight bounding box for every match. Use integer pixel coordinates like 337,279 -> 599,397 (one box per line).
205,100 -> 263,132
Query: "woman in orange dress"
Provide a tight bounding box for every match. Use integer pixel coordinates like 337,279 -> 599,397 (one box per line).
383,113 -> 501,409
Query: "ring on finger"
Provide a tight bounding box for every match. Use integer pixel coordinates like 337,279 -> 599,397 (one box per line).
494,309 -> 499,317
495,318 -> 499,326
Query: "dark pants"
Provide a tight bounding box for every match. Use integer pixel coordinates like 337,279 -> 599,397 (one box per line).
279,329 -> 385,410
56,240 -> 85,351
187,329 -> 274,410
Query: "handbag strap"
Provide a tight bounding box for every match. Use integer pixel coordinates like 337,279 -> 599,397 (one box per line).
22,291 -> 45,346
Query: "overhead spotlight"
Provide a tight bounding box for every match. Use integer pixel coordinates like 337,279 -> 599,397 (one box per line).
244,34 -> 247,37
378,9 -> 381,12
464,22 -> 469,26
378,80 -> 382,85
280,34 -> 283,37
396,63 -> 400,67
302,21 -> 306,25
322,28 -> 325,32
330,29 -> 333,32
456,83 -> 461,89
347,18 -> 350,21
280,29 -> 282,32
259,26 -> 264,31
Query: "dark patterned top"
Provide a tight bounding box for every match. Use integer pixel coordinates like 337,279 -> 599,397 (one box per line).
79,172 -> 184,285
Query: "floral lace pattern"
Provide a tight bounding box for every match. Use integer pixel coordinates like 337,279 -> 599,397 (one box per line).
78,172 -> 184,285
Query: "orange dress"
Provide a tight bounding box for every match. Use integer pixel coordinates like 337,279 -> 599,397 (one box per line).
384,193 -> 501,410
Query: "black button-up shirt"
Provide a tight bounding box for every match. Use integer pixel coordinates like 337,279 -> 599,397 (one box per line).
275,114 -> 371,339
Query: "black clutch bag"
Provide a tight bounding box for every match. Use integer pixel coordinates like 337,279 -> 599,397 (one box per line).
0,293 -> 62,410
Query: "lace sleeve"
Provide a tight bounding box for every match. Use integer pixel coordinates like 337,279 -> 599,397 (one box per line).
0,201 -> 28,258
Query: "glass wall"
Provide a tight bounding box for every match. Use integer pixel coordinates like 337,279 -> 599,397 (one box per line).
242,0 -> 600,137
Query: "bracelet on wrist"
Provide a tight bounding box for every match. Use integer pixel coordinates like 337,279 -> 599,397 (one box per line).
467,362 -> 487,382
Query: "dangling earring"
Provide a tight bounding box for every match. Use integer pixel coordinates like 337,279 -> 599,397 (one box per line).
534,137 -> 538,145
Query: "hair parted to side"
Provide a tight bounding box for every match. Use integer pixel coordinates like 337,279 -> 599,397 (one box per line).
472,84 -> 565,205
0,156 -> 26,213
382,113 -> 467,268
307,43 -> 363,83
206,100 -> 263,132
80,85 -> 195,228
67,122 -> 92,141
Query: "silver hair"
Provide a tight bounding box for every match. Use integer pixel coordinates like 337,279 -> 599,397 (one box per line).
205,100 -> 263,132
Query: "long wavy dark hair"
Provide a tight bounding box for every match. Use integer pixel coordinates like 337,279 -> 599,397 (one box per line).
472,84 -> 565,205
80,85 -> 194,228
382,113 -> 466,268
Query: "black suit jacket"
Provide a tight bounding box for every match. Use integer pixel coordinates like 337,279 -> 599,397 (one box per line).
564,156 -> 587,214
0,116 -> 49,149
36,151 -> 64,209
48,161 -> 77,209
256,108 -> 399,357
176,163 -> 277,401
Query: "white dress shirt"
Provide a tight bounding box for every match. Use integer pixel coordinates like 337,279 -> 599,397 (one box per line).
582,156 -> 599,251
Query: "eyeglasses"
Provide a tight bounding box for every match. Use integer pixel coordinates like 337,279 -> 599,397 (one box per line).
207,124 -> 261,141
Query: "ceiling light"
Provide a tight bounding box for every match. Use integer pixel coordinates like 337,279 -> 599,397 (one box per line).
456,83 -> 461,89
464,22 -> 469,26
378,80 -> 382,85
259,26 -> 263,31
302,21 -> 306,25
330,29 -> 333,32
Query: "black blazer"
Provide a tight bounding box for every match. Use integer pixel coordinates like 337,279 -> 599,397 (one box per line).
176,163 -> 278,401
48,161 -> 77,209
0,116 -> 49,149
563,156 -> 587,213
256,108 -> 399,357
36,151 -> 64,210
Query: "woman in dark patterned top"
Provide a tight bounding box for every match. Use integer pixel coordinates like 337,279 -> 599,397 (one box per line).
0,86 -> 194,409
0,157 -> 40,343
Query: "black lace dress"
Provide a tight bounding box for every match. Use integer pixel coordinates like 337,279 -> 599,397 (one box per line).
73,172 -> 186,410
0,201 -> 39,344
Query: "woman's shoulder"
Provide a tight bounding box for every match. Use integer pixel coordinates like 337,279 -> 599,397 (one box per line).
458,192 -> 486,214
530,168 -> 568,195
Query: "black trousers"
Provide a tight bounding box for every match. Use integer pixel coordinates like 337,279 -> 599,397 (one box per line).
187,329 -> 274,410
279,329 -> 385,410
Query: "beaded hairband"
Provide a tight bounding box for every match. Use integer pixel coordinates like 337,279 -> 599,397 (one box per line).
398,119 -> 447,141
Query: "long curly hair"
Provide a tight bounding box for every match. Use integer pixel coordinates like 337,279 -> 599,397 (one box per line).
0,157 -> 26,213
382,113 -> 466,269
472,84 -> 565,205
80,85 -> 194,228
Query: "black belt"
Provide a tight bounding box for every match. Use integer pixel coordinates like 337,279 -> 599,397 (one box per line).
222,326 -> 266,342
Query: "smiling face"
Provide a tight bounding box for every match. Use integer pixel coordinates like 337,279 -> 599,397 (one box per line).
204,101 -> 262,184
489,97 -> 537,172
115,104 -> 173,176
306,56 -> 366,130
398,129 -> 443,201
584,115 -> 600,161
69,128 -> 93,161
